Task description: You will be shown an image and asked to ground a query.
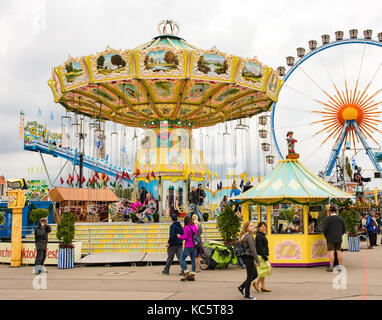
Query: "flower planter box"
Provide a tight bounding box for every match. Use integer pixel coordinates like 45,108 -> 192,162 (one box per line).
58,248 -> 75,269
348,236 -> 360,252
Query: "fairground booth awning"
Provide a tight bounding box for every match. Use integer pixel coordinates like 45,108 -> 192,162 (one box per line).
231,159 -> 353,205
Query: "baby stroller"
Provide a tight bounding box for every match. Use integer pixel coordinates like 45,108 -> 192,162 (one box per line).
200,241 -> 237,270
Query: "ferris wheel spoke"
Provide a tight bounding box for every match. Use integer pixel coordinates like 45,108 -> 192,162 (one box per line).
301,140 -> 327,163
283,84 -> 320,103
276,105 -> 314,113
355,41 -> 367,85
296,64 -> 334,100
273,122 -> 313,131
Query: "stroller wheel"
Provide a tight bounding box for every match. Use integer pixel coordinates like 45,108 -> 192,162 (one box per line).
200,256 -> 209,270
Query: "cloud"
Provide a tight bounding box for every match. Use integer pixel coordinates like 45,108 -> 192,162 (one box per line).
1,0 -> 382,189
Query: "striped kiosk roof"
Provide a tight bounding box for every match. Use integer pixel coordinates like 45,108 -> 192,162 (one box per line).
231,159 -> 352,204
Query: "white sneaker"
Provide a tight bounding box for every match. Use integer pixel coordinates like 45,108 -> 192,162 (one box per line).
244,295 -> 256,300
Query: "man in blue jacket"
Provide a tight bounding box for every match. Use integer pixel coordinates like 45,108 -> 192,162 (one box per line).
365,211 -> 378,248
162,214 -> 184,275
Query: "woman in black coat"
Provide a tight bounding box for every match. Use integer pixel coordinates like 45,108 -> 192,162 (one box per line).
34,217 -> 51,274
253,222 -> 272,292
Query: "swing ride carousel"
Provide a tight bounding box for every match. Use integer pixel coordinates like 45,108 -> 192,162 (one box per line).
47,20 -> 283,216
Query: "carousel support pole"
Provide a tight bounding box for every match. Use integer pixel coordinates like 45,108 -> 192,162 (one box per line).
242,202 -> 249,224
8,189 -> 25,267
257,205 -> 261,222
303,205 -> 309,235
374,187 -> 378,205
39,151 -> 53,188
266,205 -> 271,236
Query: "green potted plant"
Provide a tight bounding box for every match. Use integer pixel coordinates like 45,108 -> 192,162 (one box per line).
28,208 -> 49,224
217,204 -> 241,245
202,212 -> 209,222
340,207 -> 359,252
153,212 -> 160,223
0,211 -> 5,226
56,211 -> 76,269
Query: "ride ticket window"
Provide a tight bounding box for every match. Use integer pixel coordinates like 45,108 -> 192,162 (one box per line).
272,204 -> 304,234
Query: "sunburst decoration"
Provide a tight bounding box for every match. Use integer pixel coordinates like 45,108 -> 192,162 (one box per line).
311,80 -> 382,151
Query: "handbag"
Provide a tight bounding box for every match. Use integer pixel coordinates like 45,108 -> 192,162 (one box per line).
189,225 -> 203,250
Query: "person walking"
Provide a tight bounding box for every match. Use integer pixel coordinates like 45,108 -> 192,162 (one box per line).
253,222 -> 272,293
192,214 -> 203,272
365,211 -> 378,248
162,214 -> 184,275
177,216 -> 198,281
34,217 -> 51,274
323,205 -> 346,272
237,221 -> 260,300
195,184 -> 206,221
189,186 -> 199,219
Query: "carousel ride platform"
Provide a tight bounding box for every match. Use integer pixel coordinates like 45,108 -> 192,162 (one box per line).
24,220 -> 222,264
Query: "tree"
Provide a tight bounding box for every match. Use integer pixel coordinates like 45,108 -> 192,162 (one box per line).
164,51 -> 177,64
96,55 -> 105,69
28,208 -> 49,224
111,54 -> 124,68
56,211 -> 75,248
217,204 -> 241,244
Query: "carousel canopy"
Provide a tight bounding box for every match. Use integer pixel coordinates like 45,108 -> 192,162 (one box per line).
231,159 -> 353,204
48,20 -> 282,129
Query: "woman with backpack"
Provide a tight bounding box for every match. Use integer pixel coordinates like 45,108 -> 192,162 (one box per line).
177,216 -> 199,281
192,214 -> 203,272
253,222 -> 272,292
237,221 -> 260,300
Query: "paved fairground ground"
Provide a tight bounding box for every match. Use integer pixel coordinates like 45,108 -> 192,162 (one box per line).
1,239 -> 381,300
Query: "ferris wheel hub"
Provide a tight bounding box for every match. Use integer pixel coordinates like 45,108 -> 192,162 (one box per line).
342,107 -> 359,121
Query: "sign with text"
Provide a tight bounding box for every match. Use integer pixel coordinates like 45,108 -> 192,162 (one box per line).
0,241 -> 82,265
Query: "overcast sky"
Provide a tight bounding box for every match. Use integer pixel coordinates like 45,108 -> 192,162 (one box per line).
1,0 -> 382,189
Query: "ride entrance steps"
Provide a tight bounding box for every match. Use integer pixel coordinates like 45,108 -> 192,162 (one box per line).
23,221 -> 222,263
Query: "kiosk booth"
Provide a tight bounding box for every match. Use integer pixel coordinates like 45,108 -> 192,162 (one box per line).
232,159 -> 353,267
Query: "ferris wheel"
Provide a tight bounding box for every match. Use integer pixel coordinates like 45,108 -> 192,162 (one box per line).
272,29 -> 382,180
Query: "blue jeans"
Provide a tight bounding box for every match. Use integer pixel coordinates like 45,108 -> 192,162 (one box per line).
194,204 -> 202,221
180,247 -> 196,273
146,214 -> 152,222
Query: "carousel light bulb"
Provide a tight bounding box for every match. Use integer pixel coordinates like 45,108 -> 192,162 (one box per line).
308,40 -> 317,50
335,31 -> 344,41
321,34 -> 330,45
363,29 -> 372,39
349,29 -> 358,39
296,47 -> 305,58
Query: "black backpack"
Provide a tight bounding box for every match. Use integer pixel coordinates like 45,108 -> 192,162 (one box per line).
188,225 -> 203,250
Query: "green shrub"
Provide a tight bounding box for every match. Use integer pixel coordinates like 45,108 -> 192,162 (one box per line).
29,208 -> 49,224
339,208 -> 358,236
56,211 -> 75,248
279,208 -> 294,223
217,205 -> 241,244
0,212 -> 5,225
